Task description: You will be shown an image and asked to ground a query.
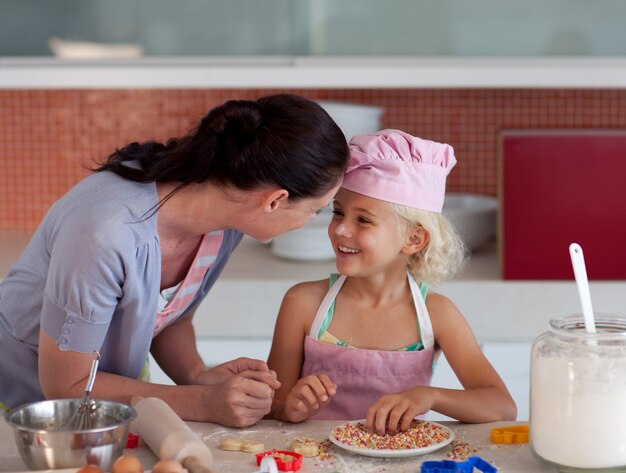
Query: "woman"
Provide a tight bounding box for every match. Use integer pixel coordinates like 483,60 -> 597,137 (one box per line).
0,94 -> 349,427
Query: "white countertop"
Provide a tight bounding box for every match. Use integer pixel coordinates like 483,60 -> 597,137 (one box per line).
196,237 -> 626,342
2,231 -> 625,342
3,56 -> 626,88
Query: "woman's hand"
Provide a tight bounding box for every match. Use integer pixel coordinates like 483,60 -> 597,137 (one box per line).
282,374 -> 336,423
193,357 -> 279,386
201,371 -> 281,428
193,358 -> 281,427
365,386 -> 433,435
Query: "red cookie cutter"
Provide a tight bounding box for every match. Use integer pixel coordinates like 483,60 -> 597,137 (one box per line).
490,425 -> 529,444
256,450 -> 303,472
126,432 -> 139,449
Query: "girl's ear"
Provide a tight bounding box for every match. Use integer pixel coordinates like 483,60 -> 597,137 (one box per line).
402,226 -> 430,256
262,189 -> 289,213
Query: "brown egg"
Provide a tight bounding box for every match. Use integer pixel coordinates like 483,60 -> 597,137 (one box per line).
151,459 -> 185,473
112,454 -> 143,473
76,464 -> 103,473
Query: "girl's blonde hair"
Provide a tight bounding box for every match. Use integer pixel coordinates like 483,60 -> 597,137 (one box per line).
390,203 -> 468,285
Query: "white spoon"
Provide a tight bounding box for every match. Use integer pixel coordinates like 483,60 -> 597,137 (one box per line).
569,243 -> 596,334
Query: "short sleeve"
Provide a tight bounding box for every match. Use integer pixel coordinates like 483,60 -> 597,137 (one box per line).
40,221 -> 127,353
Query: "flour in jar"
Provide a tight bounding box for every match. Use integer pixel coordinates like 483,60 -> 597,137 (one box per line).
530,355 -> 626,469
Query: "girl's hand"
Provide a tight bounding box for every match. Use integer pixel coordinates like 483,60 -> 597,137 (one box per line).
283,374 -> 337,423
365,386 -> 434,435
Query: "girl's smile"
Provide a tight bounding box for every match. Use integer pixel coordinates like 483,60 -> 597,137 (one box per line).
337,244 -> 360,255
329,188 -> 413,277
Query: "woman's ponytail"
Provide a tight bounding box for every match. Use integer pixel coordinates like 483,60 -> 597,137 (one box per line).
200,99 -> 262,139
97,94 -> 349,200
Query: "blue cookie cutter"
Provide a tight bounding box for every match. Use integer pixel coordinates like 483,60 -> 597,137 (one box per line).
421,456 -> 497,473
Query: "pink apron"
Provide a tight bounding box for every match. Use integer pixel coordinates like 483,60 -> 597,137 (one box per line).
301,273 -> 438,420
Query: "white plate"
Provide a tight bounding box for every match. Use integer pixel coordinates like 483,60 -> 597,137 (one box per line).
328,420 -> 455,458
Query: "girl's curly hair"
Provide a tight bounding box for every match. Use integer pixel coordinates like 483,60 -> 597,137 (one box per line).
390,203 -> 469,285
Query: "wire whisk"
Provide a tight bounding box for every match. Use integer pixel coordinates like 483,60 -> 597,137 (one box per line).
62,351 -> 100,431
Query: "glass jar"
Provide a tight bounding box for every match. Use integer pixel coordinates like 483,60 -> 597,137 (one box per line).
530,314 -> 626,472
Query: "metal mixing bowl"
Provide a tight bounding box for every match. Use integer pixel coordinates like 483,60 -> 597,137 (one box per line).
5,398 -> 136,470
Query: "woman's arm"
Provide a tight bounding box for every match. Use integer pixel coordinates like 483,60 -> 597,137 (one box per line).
151,309 -> 280,389
150,309 -> 206,385
38,330 -> 278,427
266,281 -> 336,422
366,293 -> 517,434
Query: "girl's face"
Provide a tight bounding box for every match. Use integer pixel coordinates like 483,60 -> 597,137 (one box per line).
329,188 -> 415,277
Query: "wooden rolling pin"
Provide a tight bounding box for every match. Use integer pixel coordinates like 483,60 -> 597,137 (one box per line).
131,396 -> 214,473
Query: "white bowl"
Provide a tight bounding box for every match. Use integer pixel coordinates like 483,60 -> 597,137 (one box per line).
442,193 -> 498,250
271,208 -> 335,261
317,101 -> 384,140
48,37 -> 144,59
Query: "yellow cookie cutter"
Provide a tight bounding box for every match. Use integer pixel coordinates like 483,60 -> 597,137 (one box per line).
490,425 -> 529,444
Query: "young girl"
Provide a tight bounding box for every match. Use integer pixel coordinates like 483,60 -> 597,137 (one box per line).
267,129 -> 516,434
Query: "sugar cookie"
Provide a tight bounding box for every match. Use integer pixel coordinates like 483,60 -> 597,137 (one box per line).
290,439 -> 319,457
219,437 -> 244,451
220,437 -> 266,453
241,440 -> 265,453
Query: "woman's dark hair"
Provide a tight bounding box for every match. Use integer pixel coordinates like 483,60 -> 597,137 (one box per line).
97,94 -> 349,201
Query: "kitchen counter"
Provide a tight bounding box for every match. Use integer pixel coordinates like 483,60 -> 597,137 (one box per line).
3,56 -> 626,89
194,236 -> 626,342
1,231 -> 625,342
0,419 -> 548,472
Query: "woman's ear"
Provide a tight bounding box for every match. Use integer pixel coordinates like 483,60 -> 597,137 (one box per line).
262,189 -> 289,213
402,226 -> 430,256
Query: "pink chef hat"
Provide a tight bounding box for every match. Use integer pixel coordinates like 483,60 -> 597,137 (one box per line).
342,129 -> 456,213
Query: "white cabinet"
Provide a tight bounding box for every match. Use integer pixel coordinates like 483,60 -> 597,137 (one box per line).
427,342 -> 531,421
195,337 -> 273,368
148,337 -> 273,386
482,342 -> 531,421
150,337 -> 531,422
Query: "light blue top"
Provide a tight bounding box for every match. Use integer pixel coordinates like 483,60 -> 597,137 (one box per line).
0,170 -> 243,407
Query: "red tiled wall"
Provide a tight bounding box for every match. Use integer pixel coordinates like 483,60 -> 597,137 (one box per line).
1,88 -> 626,230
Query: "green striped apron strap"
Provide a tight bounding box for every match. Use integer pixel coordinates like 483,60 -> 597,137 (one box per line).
138,357 -> 151,382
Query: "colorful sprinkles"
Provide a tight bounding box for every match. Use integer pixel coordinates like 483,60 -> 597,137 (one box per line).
446,439 -> 479,460
317,439 -> 333,459
290,438 -> 334,460
331,420 -> 450,451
